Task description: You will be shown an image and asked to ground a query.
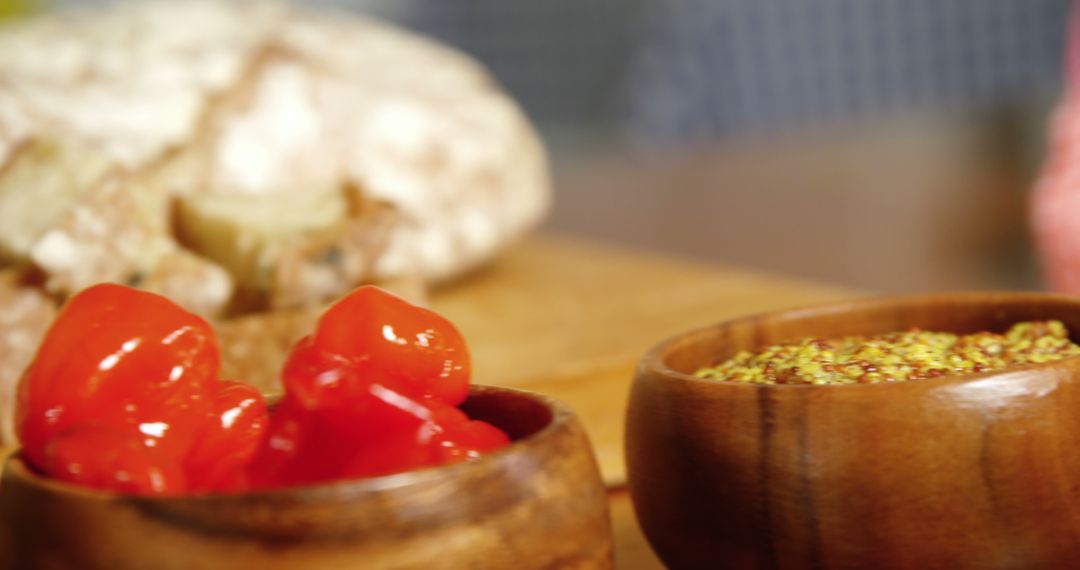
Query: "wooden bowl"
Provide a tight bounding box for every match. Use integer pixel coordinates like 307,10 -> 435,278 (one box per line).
0,386 -> 612,569
626,292 -> 1080,570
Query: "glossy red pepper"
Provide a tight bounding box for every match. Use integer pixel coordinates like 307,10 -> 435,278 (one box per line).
251,393 -> 510,486
297,286 -> 471,407
44,426 -> 185,496
248,384 -> 438,486
254,286 -> 508,486
246,396 -> 310,489
282,334 -> 442,429
186,380 -> 268,493
18,283 -> 507,495
17,284 -> 220,476
427,402 -> 511,464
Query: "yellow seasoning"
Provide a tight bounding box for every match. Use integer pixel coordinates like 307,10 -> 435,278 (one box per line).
695,320 -> 1080,385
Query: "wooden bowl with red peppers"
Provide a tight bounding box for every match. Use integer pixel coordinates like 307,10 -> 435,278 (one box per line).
0,385 -> 612,569
0,284 -> 611,569
626,292 -> 1080,570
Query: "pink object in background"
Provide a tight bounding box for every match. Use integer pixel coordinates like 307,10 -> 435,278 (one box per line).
1032,6 -> 1080,293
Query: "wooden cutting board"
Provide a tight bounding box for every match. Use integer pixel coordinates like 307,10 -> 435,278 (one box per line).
430,234 -> 854,485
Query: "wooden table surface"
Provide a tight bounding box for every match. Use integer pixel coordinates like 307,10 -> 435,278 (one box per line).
430,235 -> 853,568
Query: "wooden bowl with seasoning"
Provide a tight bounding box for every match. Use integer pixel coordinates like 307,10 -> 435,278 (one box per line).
0,386 -> 612,570
626,292 -> 1080,570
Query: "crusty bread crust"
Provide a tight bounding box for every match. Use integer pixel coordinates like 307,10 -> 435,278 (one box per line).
0,1 -> 548,310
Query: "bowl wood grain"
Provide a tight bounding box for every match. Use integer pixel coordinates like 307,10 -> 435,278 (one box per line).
626,292 -> 1080,569
1,386 -> 612,569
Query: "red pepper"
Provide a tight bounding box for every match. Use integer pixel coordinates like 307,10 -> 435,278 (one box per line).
254,286 -> 508,487
17,284 -> 220,493
303,286 -> 471,407
45,426 -> 185,496
186,380 -> 268,493
17,284 -> 508,495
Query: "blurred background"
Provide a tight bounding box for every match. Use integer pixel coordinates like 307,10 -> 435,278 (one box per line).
9,0 -> 1071,292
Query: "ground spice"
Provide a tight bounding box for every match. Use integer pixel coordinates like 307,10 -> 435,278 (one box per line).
695,320 -> 1080,385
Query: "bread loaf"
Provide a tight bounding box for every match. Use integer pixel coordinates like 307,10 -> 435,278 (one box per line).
0,0 -> 549,445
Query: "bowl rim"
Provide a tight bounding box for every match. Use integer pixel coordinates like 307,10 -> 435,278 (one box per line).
640,290 -> 1080,391
3,384 -> 574,503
